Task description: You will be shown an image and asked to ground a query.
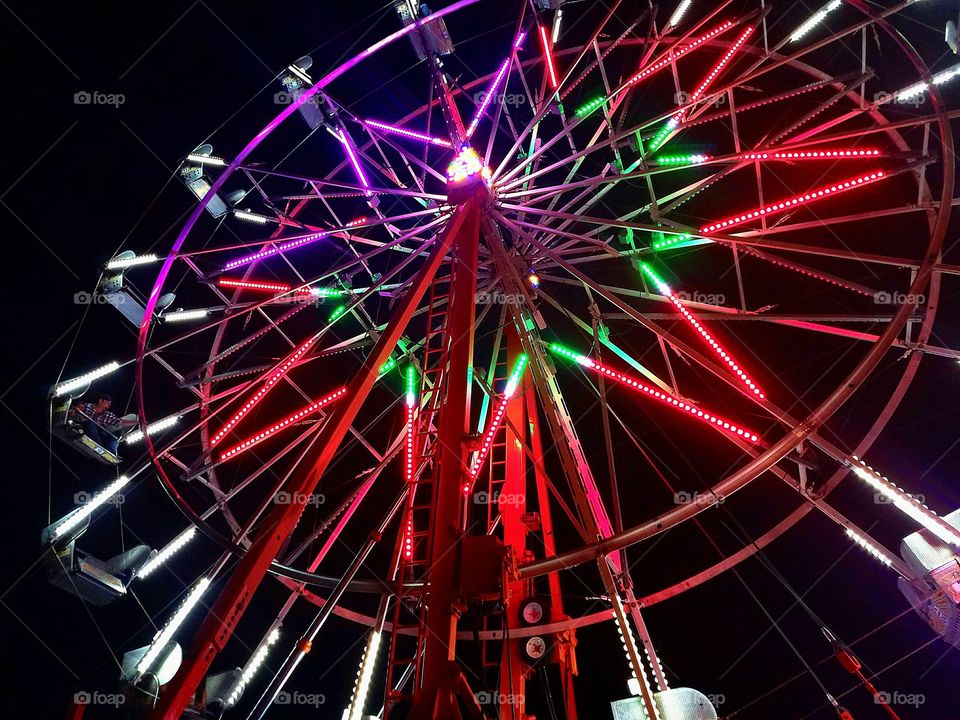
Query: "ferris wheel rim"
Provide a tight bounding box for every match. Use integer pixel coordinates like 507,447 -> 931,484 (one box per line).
129,0 -> 955,605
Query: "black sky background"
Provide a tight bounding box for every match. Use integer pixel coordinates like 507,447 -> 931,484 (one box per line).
3,1 -> 960,719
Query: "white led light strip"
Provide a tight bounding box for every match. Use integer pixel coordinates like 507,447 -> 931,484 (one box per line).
136,577 -> 211,676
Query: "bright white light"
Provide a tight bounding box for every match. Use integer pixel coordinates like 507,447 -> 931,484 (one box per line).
136,577 -> 210,676
136,527 -> 197,578
186,153 -> 226,167
53,475 -> 131,539
106,254 -> 159,270
287,64 -> 312,84
226,627 -> 281,706
233,210 -> 273,224
895,63 -> 960,100
845,528 -> 893,567
552,8 -> 563,44
53,361 -> 120,397
124,415 -> 181,444
850,457 -> 960,548
163,308 -> 209,323
790,0 -> 842,43
347,630 -> 382,720
667,0 -> 692,29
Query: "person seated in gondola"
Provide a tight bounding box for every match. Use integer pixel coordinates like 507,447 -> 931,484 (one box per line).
68,393 -> 137,453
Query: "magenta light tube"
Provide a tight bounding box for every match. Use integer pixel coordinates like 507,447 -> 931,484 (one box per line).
466,57 -> 511,138
365,119 -> 452,147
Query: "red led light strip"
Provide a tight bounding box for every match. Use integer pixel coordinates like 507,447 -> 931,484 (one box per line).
463,393 -> 511,494
639,265 -> 765,398
538,25 -> 559,89
210,338 -> 316,446
594,363 -> 760,442
555,350 -> 760,442
739,149 -> 881,160
218,278 -> 291,293
742,248 -> 875,297
462,356 -> 527,494
673,25 -> 754,126
620,20 -> 736,91
700,170 -> 886,234
218,387 -> 347,461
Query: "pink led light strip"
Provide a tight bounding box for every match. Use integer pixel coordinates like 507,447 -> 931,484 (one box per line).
700,170 -> 886,234
619,20 -> 736,92
219,387 -> 347,461
739,149 -> 881,161
335,129 -> 371,192
467,57 -> 511,138
223,232 -> 330,271
403,402 -> 416,560
210,337 -> 316,446
550,345 -> 760,442
639,264 -> 765,398
742,248 -> 875,297
365,119 -> 452,147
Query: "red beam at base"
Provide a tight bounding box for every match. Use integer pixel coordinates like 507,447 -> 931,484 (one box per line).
412,199 -> 482,717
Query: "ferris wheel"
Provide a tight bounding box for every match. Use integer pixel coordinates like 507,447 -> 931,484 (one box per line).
43,1 -> 960,718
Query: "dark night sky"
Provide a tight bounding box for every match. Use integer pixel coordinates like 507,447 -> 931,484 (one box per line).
3,1 -> 960,719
